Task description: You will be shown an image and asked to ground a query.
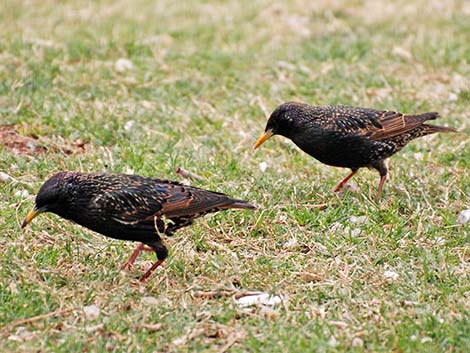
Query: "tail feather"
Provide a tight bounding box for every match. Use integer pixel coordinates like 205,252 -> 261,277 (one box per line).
414,111 -> 439,122
422,124 -> 458,134
412,112 -> 457,135
225,199 -> 256,210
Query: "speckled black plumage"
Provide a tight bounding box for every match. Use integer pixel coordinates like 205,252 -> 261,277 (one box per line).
255,102 -> 457,197
23,172 -> 255,280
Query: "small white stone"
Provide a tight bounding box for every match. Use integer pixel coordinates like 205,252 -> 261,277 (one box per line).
8,334 -> 22,342
83,304 -> 100,320
259,162 -> 268,172
94,101 -> 105,111
15,190 -> 30,198
85,323 -> 105,333
383,270 -> 399,281
235,293 -> 284,307
8,326 -> 32,342
448,92 -> 458,102
8,282 -> 19,294
0,171 -> 14,182
142,296 -> 160,306
457,210 -> 470,224
172,336 -> 186,346
351,228 -> 361,237
392,46 -> 412,60
284,237 -> 298,248
350,215 -> 368,224
351,337 -> 363,347
141,100 -> 154,109
115,58 -> 133,72
421,336 -> 432,343
328,336 -> 339,347
277,61 -> 296,71
124,120 -> 135,131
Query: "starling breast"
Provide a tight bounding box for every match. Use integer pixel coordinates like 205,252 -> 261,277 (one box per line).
22,172 -> 255,280
254,102 -> 457,198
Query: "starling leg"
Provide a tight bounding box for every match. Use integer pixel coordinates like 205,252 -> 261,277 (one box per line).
376,174 -> 387,199
139,259 -> 165,281
333,169 -> 358,192
138,240 -> 168,281
122,243 -> 154,270
373,160 -> 388,200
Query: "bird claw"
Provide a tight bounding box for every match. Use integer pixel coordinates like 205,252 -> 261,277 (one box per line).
122,243 -> 149,270
139,259 -> 165,281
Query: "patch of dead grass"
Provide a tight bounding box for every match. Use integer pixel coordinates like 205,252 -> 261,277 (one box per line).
0,125 -> 87,156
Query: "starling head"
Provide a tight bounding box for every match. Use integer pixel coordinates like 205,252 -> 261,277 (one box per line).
22,172 -> 76,228
254,102 -> 308,149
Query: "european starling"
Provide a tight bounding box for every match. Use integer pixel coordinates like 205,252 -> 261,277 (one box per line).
21,172 -> 255,280
254,102 -> 457,198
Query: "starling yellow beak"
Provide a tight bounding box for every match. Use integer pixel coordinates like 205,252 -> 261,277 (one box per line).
21,207 -> 43,228
253,130 -> 273,150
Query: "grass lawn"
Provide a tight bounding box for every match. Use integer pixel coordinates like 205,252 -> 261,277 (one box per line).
1,0 -> 469,351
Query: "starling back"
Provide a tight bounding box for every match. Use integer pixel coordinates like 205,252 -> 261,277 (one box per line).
22,172 -> 256,280
254,102 -> 457,198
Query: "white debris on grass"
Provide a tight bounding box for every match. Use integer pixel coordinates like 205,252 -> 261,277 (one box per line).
85,323 -> 105,333
383,270 -> 399,281
83,304 -> 100,320
259,161 -> 268,172
14,190 -> 30,198
141,100 -> 155,109
142,296 -> 160,306
0,171 -> 15,182
283,237 -> 298,249
7,327 -> 33,342
392,46 -> 412,60
351,337 -> 364,348
350,215 -> 368,224
457,210 -> 470,224
124,120 -> 135,131
448,92 -> 458,102
115,58 -> 133,72
328,336 -> 339,348
235,292 -> 284,308
351,228 -> 362,237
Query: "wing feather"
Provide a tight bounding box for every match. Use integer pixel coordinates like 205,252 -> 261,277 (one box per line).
321,106 -> 439,141
89,175 -> 249,227
90,186 -> 164,223
157,188 -> 238,218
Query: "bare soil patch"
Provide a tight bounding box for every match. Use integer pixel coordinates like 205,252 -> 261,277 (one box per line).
0,125 -> 87,156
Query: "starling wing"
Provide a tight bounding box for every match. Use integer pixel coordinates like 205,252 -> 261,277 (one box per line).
155,180 -> 255,218
320,106 -> 456,140
89,178 -> 254,235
